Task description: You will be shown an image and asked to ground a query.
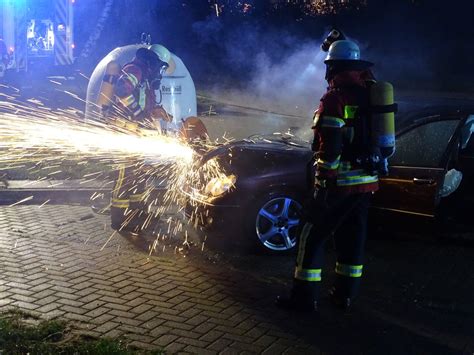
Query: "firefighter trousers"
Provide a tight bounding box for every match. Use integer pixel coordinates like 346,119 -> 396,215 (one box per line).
110,162 -> 152,232
292,191 -> 371,302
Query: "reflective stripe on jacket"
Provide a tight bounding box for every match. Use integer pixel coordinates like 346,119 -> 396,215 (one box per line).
312,70 -> 378,194
115,59 -> 156,120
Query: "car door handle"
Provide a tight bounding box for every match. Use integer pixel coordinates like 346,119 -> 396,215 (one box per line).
413,178 -> 436,185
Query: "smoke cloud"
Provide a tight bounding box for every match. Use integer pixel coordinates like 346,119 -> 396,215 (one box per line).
191,16 -> 446,123
249,43 -> 327,117
192,19 -> 329,119
74,1 -> 473,136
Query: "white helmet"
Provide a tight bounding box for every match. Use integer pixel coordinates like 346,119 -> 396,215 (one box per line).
149,44 -> 176,74
324,39 -> 373,67
325,40 -> 360,62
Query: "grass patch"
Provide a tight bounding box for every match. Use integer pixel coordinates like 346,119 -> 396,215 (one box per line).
0,310 -> 163,354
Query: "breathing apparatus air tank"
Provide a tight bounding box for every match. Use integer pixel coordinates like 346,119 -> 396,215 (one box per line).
97,60 -> 121,117
369,81 -> 396,174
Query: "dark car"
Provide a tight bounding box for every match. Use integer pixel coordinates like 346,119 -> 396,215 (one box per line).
183,107 -> 474,252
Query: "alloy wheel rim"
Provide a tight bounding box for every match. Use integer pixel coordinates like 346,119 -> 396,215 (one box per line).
255,197 -> 302,251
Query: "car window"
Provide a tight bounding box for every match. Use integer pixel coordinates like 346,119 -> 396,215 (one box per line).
461,115 -> 474,149
390,120 -> 459,167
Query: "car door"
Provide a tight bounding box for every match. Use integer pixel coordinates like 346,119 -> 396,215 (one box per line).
372,117 -> 463,217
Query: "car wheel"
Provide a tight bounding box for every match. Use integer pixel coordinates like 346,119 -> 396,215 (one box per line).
246,193 -> 303,253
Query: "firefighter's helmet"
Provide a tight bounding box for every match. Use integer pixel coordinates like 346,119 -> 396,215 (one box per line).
149,44 -> 176,74
324,40 -> 361,62
149,44 -> 170,64
135,47 -> 161,70
324,39 -> 373,69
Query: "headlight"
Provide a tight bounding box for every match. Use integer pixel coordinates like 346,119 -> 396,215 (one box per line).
204,174 -> 237,197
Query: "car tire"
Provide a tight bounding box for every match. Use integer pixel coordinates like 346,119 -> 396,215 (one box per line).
243,191 -> 303,254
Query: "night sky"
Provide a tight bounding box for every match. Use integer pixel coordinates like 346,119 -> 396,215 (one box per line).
71,0 -> 473,94
0,0 -> 445,116
0,0 -> 472,93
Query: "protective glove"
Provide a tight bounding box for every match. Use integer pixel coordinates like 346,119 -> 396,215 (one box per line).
151,105 -> 173,123
313,187 -> 329,205
302,187 -> 329,221
311,177 -> 336,211
131,109 -> 148,122
314,176 -> 336,190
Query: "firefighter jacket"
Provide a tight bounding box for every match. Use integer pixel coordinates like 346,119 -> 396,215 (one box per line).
115,58 -> 156,122
312,70 -> 379,194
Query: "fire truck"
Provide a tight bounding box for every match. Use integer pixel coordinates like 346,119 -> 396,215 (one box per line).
0,0 -> 74,79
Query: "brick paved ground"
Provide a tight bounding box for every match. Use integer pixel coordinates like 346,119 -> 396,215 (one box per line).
0,205 -> 473,354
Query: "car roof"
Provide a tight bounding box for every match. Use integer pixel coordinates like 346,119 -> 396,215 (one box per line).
397,104 -> 474,132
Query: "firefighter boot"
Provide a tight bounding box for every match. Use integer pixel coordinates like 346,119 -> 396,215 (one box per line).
275,280 -> 318,312
111,207 -> 141,233
131,209 -> 153,233
129,198 -> 153,233
329,276 -> 360,312
328,287 -> 353,311
111,206 -> 127,231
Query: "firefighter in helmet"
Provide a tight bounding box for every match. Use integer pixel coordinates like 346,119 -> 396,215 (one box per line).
276,39 -> 395,311
114,45 -> 173,125
110,45 -> 173,232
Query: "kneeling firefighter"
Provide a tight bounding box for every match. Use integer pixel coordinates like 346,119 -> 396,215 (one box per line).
109,45 -> 174,232
276,39 -> 396,311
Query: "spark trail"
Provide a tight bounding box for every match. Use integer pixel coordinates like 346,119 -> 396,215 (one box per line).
0,97 -> 225,251
0,101 -> 194,163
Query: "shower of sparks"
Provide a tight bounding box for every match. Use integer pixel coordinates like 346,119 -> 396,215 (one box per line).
0,94 -> 230,253
0,96 -> 195,186
0,107 -> 193,163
